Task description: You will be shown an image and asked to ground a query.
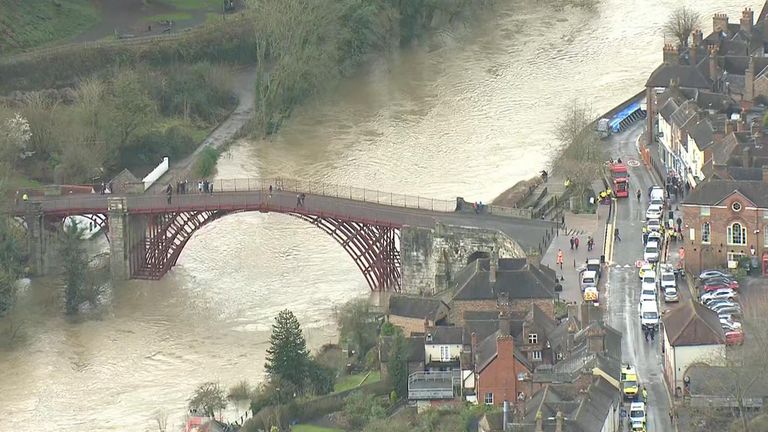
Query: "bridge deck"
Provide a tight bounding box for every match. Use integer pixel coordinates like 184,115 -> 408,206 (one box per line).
12,190 -> 555,253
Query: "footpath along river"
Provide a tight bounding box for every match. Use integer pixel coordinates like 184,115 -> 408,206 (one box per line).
0,1 -> 761,430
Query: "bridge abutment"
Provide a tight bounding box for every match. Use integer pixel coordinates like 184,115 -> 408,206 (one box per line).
401,223 -> 527,295
25,205 -> 53,276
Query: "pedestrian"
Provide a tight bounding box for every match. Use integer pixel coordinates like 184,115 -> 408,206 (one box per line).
587,236 -> 594,251
198,180 -> 203,193
209,182 -> 214,195
569,237 -> 575,250
300,193 -> 306,206
650,329 -> 655,341
166,184 -> 173,204
644,327 -> 649,341
636,189 -> 641,202
22,192 -> 29,202
574,237 -> 580,250
561,215 -> 565,228
269,184 -> 273,197
14,190 -> 19,205
676,216 -> 682,230
556,249 -> 564,270
668,410 -> 673,424
297,194 -> 302,207
614,227 -> 621,242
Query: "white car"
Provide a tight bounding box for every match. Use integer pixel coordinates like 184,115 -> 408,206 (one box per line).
721,318 -> 742,331
701,289 -> 737,304
644,241 -> 660,263
699,270 -> 732,280
646,230 -> 662,245
706,299 -> 739,310
659,271 -> 676,289
641,286 -> 657,303
629,401 -> 646,425
646,219 -> 661,232
646,204 -> 663,220
664,287 -> 679,302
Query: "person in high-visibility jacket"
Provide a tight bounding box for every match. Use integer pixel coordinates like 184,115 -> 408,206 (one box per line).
642,386 -> 647,402
22,193 -> 29,202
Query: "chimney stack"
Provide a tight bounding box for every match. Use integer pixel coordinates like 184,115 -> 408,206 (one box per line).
741,8 -> 754,33
499,310 -> 511,336
725,119 -> 737,134
746,57 -> 755,102
713,13 -> 729,34
692,29 -> 703,46
503,400 -> 510,431
709,45 -> 719,84
762,165 -> 768,183
555,411 -> 565,432
471,331 -> 478,364
663,43 -> 679,64
742,147 -> 751,168
489,248 -> 498,284
690,40 -> 698,66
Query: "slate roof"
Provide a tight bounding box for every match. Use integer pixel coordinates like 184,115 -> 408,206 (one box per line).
661,300 -> 725,346
659,98 -> 680,122
711,132 -> 750,166
683,179 -> 768,208
425,325 -> 466,345
453,258 -> 556,301
379,335 -> 425,363
694,90 -> 737,112
387,295 -> 447,320
688,118 -> 715,150
727,166 -> 764,181
570,376 -> 620,432
476,330 -> 532,373
670,100 -> 699,129
527,303 -> 557,336
645,64 -> 711,89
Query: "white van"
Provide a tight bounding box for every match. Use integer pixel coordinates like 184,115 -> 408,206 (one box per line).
581,270 -> 598,291
649,185 -> 665,205
639,301 -> 660,328
644,241 -> 660,263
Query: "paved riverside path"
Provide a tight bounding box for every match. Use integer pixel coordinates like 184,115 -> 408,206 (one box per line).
12,186 -> 556,253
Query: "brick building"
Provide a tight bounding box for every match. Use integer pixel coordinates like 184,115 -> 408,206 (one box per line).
473,332 -> 533,407
385,294 -> 449,336
681,177 -> 768,275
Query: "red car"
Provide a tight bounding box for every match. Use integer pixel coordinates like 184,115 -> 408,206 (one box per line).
702,283 -> 732,293
702,277 -> 739,290
725,330 -> 745,346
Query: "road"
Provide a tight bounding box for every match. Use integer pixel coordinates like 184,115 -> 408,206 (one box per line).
603,122 -> 675,431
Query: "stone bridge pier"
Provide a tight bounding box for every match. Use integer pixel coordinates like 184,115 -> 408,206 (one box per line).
401,222 -> 527,295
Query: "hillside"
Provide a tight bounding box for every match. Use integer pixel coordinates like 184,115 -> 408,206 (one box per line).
0,0 -> 99,53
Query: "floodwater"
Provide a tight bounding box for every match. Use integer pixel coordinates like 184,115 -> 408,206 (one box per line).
0,0 -> 760,430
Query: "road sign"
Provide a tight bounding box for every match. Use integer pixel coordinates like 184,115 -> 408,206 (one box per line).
627,159 -> 641,167
635,260 -> 645,268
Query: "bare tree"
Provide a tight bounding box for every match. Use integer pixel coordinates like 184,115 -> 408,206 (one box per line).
663,6 -> 701,47
154,409 -> 169,432
551,100 -> 604,209
189,382 -> 228,418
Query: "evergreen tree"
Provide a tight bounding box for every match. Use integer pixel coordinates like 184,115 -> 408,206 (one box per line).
389,332 -> 408,399
265,309 -> 310,390
59,220 -> 87,315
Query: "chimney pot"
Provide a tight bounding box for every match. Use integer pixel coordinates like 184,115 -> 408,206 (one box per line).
663,43 -> 679,64
741,8 -> 754,33
709,45 -> 719,84
713,13 -> 729,34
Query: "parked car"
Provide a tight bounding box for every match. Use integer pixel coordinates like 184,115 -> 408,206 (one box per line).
725,330 -> 745,346
644,241 -> 660,263
638,263 -> 654,279
706,299 -> 739,310
701,289 -> 737,304
629,401 -> 646,425
645,204 -> 663,220
586,258 -> 602,280
646,230 -> 662,245
664,287 -> 679,302
713,305 -> 743,316
702,283 -> 732,293
699,270 -> 732,280
720,318 -> 742,332
701,277 -> 739,290
641,287 -> 657,303
660,271 -> 676,289
717,312 -> 741,322
646,219 -> 661,232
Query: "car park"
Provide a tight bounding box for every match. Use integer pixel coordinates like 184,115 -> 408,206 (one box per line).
701,289 -> 737,304
629,401 -> 646,425
645,204 -> 663,220
701,277 -> 739,290
664,287 -> 679,302
638,263 -> 654,279
646,219 -> 661,232
699,270 -> 733,280
726,330 -> 745,346
643,241 -> 660,263
713,305 -> 743,316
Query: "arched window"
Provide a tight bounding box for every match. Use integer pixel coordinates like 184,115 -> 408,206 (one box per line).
702,223 -> 711,244
727,222 -> 747,245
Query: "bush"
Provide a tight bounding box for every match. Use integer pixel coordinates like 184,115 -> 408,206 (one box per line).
195,146 -> 220,177
342,391 -> 387,430
228,380 -> 251,401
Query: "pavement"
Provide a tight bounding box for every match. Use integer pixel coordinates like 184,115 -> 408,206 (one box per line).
542,121 -> 686,431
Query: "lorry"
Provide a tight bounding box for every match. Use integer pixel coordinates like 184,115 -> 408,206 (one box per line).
609,162 -> 629,198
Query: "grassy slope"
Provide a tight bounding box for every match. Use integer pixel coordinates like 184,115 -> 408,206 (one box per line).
0,0 -> 99,52
291,425 -> 345,432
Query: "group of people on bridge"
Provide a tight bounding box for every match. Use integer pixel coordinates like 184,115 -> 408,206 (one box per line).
166,179 -> 214,204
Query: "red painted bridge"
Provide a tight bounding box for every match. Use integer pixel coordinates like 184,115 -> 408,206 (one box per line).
12,179 -> 554,291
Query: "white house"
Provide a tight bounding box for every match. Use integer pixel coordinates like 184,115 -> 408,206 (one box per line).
661,300 -> 726,397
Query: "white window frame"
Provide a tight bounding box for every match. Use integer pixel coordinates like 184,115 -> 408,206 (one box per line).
728,251 -> 745,263
485,392 -> 494,405
727,222 -> 747,246
700,206 -> 711,216
528,333 -> 538,344
764,226 -> 768,246
702,222 -> 711,244
532,351 -> 542,361
439,345 -> 450,361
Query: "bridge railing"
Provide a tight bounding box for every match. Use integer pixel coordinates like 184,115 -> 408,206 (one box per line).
212,178 -> 460,212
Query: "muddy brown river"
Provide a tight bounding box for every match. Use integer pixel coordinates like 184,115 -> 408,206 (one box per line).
0,1 -> 759,430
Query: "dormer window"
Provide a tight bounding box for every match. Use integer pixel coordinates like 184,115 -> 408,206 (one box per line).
426,333 -> 433,342
528,333 -> 538,344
